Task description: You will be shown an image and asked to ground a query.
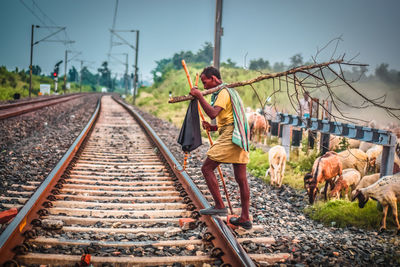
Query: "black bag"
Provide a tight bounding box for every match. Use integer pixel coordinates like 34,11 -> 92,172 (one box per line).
177,99 -> 202,152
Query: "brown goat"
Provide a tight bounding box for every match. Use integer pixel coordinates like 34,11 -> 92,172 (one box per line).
252,114 -> 269,144
304,151 -> 343,204
329,168 -> 361,199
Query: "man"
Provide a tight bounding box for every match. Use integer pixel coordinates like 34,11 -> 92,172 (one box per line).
189,66 -> 252,229
299,91 -> 311,118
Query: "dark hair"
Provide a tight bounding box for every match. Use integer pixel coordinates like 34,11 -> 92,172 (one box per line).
201,66 -> 221,80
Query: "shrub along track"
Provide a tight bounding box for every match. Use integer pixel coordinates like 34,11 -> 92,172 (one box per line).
0,96 -> 289,266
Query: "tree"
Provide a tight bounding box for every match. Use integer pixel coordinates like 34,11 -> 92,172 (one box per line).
272,62 -> 286,72
81,67 -> 98,87
151,58 -> 173,84
68,66 -> 79,82
98,61 -> 112,90
249,58 -> 270,70
172,51 -> 195,69
32,65 -> 41,76
289,53 -> 303,69
196,42 -> 213,65
221,58 -> 238,68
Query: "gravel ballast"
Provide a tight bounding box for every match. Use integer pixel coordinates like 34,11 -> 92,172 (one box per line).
1,96 -> 399,265
0,94 -> 99,233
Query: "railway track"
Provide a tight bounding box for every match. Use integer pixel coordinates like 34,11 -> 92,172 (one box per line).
0,93 -> 84,120
0,96 -> 290,266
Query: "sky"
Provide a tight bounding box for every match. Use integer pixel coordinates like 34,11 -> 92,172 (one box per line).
1,0 -> 400,83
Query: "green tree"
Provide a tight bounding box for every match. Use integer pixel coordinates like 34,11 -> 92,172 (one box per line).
289,53 -> 303,69
273,62 -> 286,72
249,58 -> 270,70
32,65 -> 41,75
98,61 -> 112,89
196,42 -> 213,65
221,58 -> 238,68
172,51 -> 195,69
81,67 -> 98,87
151,58 -> 173,84
68,66 -> 79,82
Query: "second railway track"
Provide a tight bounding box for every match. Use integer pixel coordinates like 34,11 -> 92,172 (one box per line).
0,95 -> 290,266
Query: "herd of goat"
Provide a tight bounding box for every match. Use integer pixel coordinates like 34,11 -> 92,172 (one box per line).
246,109 -> 400,233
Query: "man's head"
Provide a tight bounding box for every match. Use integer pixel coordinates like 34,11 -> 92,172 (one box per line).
200,66 -> 222,89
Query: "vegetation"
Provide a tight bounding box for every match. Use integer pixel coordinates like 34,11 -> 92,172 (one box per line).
0,66 -> 102,101
304,199 -> 400,230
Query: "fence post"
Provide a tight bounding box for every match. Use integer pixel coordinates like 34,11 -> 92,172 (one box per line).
380,134 -> 397,177
281,124 -> 291,160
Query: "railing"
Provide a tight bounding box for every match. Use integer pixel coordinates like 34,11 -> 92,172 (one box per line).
275,112 -> 397,177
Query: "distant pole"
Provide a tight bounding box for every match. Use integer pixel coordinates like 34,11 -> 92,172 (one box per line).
29,24 -> 35,98
79,60 -> 83,93
213,0 -> 223,70
133,30 -> 139,105
125,53 -> 128,96
63,50 -> 68,94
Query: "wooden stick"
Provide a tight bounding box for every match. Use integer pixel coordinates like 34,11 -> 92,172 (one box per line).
170,59 -> 345,103
181,60 -> 233,215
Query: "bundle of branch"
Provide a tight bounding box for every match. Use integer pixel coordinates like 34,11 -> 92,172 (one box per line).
169,57 -> 400,124
168,60 -> 344,104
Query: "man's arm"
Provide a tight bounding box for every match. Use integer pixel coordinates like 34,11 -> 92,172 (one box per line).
190,87 -> 222,119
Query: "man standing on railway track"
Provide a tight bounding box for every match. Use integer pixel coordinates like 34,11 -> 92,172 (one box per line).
189,66 -> 252,229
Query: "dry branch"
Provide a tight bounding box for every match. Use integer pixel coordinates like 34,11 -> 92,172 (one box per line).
168,59 -> 345,103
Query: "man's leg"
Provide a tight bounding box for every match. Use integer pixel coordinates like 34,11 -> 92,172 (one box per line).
233,163 -> 250,222
201,157 -> 225,209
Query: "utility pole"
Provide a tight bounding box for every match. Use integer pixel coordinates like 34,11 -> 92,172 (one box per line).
63,50 -> 68,94
124,54 -> 128,96
28,25 -> 71,98
213,0 -> 223,70
133,30 -> 139,105
109,29 -> 139,104
29,25 -> 36,98
79,60 -> 83,93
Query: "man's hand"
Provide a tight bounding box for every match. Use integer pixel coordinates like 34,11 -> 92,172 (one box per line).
190,87 -> 202,99
202,121 -> 218,132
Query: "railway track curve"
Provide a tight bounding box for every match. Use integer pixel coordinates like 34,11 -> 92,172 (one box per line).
0,95 -> 290,266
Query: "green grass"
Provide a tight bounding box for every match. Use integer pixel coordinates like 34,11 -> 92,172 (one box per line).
304,199 -> 400,230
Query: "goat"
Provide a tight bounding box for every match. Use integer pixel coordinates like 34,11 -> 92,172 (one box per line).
352,173 -> 400,233
359,141 -> 374,152
337,149 -> 369,177
304,151 -> 343,204
265,145 -> 287,187
366,145 -> 383,172
252,113 -> 268,144
329,168 -> 361,200
329,136 -> 360,151
351,173 -> 380,199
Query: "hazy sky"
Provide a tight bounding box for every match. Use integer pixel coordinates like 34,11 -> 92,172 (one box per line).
1,0 -> 399,82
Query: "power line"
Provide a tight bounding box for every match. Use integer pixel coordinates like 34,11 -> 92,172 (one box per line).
108,0 -> 119,61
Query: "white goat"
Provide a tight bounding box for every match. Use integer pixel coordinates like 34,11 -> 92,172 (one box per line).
366,145 -> 383,172
265,145 -> 287,187
352,173 -> 400,233
351,173 -> 380,199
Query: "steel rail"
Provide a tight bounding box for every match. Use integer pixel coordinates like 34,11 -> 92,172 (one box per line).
0,93 -> 87,120
0,93 -> 81,110
0,98 -> 101,264
114,97 -> 256,267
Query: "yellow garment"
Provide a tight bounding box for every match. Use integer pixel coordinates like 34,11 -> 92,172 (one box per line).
213,89 -> 234,128
207,123 -> 249,164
